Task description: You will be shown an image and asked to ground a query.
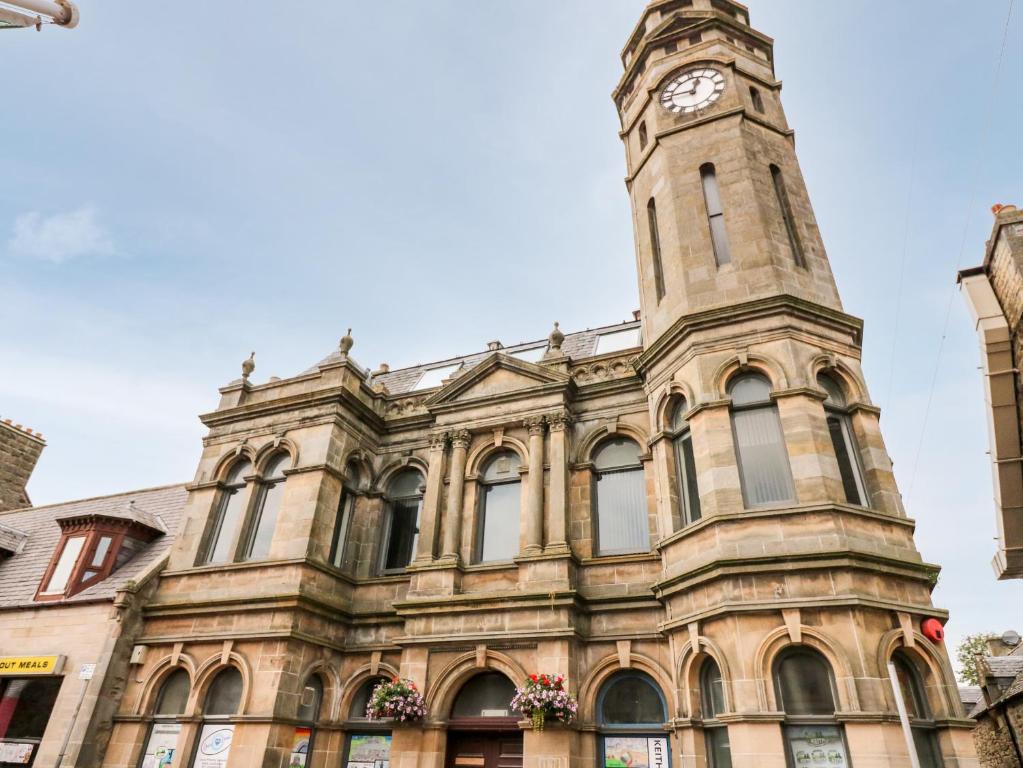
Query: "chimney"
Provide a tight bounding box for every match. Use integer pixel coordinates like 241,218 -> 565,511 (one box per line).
0,418 -> 46,512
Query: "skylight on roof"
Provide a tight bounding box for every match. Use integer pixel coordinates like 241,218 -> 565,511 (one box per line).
510,346 -> 546,363
412,364 -> 461,391
594,327 -> 641,356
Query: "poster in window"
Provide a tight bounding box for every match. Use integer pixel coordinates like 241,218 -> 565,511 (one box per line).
140,722 -> 182,768
288,726 -> 311,767
785,726 -> 849,767
345,733 -> 391,768
0,742 -> 34,765
194,723 -> 235,768
603,736 -> 669,768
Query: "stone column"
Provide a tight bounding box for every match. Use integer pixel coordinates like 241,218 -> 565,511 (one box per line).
415,433 -> 448,563
524,417 -> 546,554
546,412 -> 572,554
441,430 -> 471,561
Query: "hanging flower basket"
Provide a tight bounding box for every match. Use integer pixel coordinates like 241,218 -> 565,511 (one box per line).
511,674 -> 578,732
366,677 -> 427,723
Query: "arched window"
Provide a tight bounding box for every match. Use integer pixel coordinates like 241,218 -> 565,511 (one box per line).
700,659 -> 731,768
670,399 -> 701,527
770,164 -> 806,268
475,452 -> 521,563
243,453 -> 289,560
193,668 -> 243,768
381,470 -> 423,573
330,460 -> 362,570
774,648 -> 850,765
700,163 -> 732,266
139,670 -> 190,767
648,198 -> 666,301
597,672 -> 670,768
891,652 -> 943,768
204,459 -> 252,564
749,86 -> 764,113
592,438 -> 649,556
818,374 -> 868,507
344,678 -> 392,768
639,121 -> 649,150
294,676 -> 325,767
451,673 -> 517,721
728,374 -> 794,507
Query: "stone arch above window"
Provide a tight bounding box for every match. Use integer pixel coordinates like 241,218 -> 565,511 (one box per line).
597,671 -> 667,727
466,438 -> 528,479
153,668 -> 191,717
576,423 -> 651,465
339,664 -> 400,722
203,666 -> 244,716
577,653 -> 675,725
654,381 -> 697,433
755,627 -> 859,712
712,353 -> 789,398
253,438 -> 299,474
773,647 -> 837,716
807,355 -> 869,405
426,649 -> 528,719
450,672 -> 517,719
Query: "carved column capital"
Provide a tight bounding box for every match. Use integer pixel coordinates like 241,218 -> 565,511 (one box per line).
546,411 -> 573,433
524,416 -> 547,436
450,430 -> 472,450
429,432 -> 449,451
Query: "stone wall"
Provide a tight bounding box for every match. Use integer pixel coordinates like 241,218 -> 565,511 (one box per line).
973,699 -> 1023,768
0,419 -> 45,511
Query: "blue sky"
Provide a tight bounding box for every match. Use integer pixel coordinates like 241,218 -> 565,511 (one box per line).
3,1 -> 1021,659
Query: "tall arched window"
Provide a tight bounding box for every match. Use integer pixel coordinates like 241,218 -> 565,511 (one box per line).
451,673 -> 518,721
204,459 -> 252,564
670,399 -> 701,527
770,164 -> 806,268
380,470 -> 423,573
139,669 -> 190,767
343,678 -> 392,768
818,374 -> 868,507
192,668 -> 242,768
243,452 -> 290,561
648,198 -> 666,301
597,672 -> 670,768
330,460 -> 362,570
294,676 -> 325,768
774,648 -> 849,765
700,659 -> 731,768
891,652 -> 943,768
728,374 -> 794,507
700,163 -> 732,266
593,438 -> 649,556
475,452 -> 521,563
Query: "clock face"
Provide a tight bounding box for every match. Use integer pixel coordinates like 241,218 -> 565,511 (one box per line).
660,68 -> 726,114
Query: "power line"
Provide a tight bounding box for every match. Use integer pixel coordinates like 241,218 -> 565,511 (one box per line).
906,0 -> 1016,502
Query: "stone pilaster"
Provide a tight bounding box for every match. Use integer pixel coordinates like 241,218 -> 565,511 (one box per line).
546,412 -> 572,554
415,432 -> 448,563
524,417 -> 546,554
441,430 -> 471,562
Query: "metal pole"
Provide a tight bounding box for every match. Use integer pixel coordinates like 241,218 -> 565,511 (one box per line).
53,677 -> 88,768
0,0 -> 77,26
887,662 -> 922,768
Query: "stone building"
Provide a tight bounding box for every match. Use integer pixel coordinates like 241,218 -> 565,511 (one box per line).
0,484 -> 185,767
0,418 -> 45,512
99,2 -> 976,768
959,204 -> 1023,580
964,634 -> 1023,766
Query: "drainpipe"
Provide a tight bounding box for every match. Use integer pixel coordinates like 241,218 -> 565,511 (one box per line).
887,662 -> 922,768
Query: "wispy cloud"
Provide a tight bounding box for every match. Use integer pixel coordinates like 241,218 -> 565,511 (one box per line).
7,206 -> 114,263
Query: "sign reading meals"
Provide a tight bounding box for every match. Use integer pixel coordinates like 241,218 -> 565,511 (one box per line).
0,656 -> 65,675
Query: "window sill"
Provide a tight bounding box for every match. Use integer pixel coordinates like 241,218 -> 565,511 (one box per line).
581,551 -> 660,566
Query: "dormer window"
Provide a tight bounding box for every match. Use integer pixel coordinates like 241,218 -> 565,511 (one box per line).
35,505 -> 163,601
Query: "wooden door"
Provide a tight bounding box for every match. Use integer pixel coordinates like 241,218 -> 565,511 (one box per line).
446,731 -> 523,768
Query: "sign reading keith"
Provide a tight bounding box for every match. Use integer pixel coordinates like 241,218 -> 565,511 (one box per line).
0,656 -> 64,675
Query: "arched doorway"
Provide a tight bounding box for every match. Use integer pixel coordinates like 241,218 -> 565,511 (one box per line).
446,672 -> 522,768
596,671 -> 670,768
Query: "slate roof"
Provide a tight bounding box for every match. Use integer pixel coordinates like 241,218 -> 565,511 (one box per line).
306,319 -> 643,396
0,484 -> 187,609
967,655 -> 1023,718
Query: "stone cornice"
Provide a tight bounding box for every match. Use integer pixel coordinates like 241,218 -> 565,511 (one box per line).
200,383 -> 384,432
635,294 -> 864,377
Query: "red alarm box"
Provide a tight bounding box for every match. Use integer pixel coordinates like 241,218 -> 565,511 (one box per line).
921,618 -> 945,643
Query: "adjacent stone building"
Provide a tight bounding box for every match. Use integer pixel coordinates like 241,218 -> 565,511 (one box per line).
0,484 -> 185,767
959,204 -> 1023,580
965,634 -> 1023,766
0,419 -> 45,512
88,2 -> 975,768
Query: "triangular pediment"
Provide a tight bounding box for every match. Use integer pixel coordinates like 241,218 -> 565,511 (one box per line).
424,354 -> 572,408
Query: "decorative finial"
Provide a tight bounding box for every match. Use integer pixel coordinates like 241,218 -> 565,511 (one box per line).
241,352 -> 255,380
548,321 -> 565,352
339,328 -> 354,355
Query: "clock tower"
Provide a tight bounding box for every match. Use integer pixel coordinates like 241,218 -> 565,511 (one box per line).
615,0 -> 843,345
